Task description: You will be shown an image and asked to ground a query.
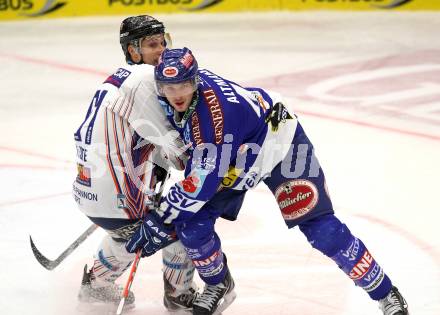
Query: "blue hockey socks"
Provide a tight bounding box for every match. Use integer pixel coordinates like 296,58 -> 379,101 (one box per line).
299,214 -> 392,300
182,233 -> 227,285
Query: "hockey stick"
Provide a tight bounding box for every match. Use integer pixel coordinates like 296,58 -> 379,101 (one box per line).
29,165 -> 169,270
29,224 -> 98,270
116,249 -> 142,315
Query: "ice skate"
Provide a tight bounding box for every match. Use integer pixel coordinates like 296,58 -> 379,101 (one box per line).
163,275 -> 199,312
379,286 -> 409,315
77,265 -> 135,310
192,268 -> 236,315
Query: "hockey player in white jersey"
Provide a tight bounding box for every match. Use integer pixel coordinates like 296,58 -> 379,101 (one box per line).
73,16 -> 198,312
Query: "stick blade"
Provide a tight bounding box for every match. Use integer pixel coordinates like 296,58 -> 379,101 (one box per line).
29,235 -> 59,270
116,297 -> 125,315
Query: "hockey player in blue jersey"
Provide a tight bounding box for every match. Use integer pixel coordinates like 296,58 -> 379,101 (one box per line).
125,47 -> 409,315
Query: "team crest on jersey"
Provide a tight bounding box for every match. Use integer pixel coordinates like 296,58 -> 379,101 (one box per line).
104,68 -> 131,88
275,179 -> 318,220
76,163 -> 91,187
178,169 -> 207,197
180,175 -> 200,194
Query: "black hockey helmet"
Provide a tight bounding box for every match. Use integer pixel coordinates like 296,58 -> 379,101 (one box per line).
120,15 -> 165,64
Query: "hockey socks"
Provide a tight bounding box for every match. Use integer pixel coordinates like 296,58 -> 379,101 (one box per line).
299,214 -> 392,300
183,233 -> 227,285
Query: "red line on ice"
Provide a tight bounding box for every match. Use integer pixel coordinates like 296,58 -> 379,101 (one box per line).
0,191 -> 70,207
3,52 -> 439,143
354,213 -> 440,265
0,146 -> 74,164
295,109 -> 440,142
0,52 -> 108,77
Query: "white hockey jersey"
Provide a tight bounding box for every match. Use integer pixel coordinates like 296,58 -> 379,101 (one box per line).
72,64 -> 186,219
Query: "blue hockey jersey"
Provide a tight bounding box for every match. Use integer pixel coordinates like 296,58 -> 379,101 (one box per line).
158,69 -> 298,224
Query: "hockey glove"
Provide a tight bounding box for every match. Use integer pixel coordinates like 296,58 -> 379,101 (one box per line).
125,211 -> 176,257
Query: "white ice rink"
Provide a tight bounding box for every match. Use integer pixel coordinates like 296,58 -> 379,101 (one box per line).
1,11 -> 439,315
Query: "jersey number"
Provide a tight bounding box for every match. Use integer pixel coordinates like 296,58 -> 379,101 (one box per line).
74,90 -> 108,144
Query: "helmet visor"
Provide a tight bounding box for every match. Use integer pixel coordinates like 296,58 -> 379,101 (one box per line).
156,77 -> 198,98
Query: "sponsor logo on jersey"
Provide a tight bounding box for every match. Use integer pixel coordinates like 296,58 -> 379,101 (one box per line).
199,69 -> 239,103
275,179 -> 318,220
191,111 -> 204,146
76,163 -> 91,187
163,66 -> 178,77
349,250 -> 374,280
243,171 -> 259,189
203,89 -> 224,144
342,237 -> 360,262
192,250 -> 221,267
167,186 -> 204,212
363,267 -> 385,292
221,166 -> 242,188
104,68 -> 131,88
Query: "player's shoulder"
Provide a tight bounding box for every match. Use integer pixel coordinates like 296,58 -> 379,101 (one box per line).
126,63 -> 155,79
103,64 -> 155,90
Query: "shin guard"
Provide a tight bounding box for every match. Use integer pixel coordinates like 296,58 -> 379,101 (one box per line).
300,214 -> 392,300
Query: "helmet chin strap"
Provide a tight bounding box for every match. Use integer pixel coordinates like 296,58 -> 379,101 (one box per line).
164,33 -> 173,48
173,91 -> 199,128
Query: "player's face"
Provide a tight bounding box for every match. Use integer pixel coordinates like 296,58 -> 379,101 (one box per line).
162,81 -> 195,112
139,34 -> 166,66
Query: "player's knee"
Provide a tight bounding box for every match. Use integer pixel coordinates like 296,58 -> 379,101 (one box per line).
176,219 -> 214,249
162,240 -> 188,257
100,234 -> 133,263
299,214 -> 352,257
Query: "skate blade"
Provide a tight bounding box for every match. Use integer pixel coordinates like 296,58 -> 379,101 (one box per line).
213,290 -> 237,315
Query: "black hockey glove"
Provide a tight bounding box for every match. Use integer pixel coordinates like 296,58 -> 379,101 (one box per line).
125,210 -> 176,257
